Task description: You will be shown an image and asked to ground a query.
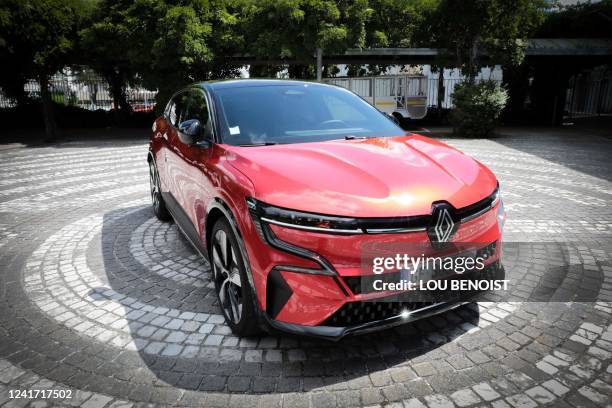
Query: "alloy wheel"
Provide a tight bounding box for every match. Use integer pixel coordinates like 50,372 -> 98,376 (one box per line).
149,162 -> 160,210
212,229 -> 243,324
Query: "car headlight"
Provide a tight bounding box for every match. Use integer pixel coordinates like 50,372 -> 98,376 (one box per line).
246,197 -> 363,234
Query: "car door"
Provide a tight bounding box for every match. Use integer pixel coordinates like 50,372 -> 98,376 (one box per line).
175,88 -> 216,240
165,91 -> 191,209
153,98 -> 177,194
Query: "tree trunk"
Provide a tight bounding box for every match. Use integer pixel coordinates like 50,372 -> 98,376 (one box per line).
466,37 -> 480,82
109,73 -> 131,113
39,73 -> 57,142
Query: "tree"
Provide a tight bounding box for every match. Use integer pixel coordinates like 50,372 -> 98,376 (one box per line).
536,0 -> 612,38
430,0 -> 546,81
242,0 -> 370,79
79,0 -> 138,114
0,0 -> 89,140
121,0 -> 243,111
366,0 -> 436,48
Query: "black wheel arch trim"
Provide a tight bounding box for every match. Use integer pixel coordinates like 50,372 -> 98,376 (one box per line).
205,197 -> 268,329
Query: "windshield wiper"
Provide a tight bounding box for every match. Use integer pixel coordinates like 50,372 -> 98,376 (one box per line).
344,135 -> 367,140
237,142 -> 278,147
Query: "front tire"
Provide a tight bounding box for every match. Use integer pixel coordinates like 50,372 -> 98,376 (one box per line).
211,218 -> 260,336
149,161 -> 171,221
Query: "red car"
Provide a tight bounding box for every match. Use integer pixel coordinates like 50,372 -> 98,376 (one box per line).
148,79 -> 505,339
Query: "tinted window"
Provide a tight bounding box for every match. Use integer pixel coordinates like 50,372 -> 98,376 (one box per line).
172,92 -> 190,127
184,90 -> 209,126
183,90 -> 213,140
215,84 -> 402,146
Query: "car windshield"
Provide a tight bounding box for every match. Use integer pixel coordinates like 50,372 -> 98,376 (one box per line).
215,83 -> 403,145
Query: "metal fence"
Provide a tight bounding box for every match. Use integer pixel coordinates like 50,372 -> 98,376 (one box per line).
0,74 -> 157,112
8,71 -> 610,117
324,75 -> 501,109
565,69 -> 612,118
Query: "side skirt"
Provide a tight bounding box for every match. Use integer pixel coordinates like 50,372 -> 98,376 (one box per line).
161,192 -> 209,261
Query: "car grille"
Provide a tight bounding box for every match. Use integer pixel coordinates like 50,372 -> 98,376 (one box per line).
345,241 -> 499,295
325,260 -> 503,327
322,301 -> 439,327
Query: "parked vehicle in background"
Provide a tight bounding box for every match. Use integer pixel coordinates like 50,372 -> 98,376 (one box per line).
324,75 -> 429,122
131,102 -> 156,113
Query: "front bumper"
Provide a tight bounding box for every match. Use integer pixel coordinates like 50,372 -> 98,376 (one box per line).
265,299 -> 472,341
246,198 -> 504,338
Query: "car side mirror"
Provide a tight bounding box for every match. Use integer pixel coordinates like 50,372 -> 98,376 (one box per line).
388,114 -> 401,126
177,119 -> 201,145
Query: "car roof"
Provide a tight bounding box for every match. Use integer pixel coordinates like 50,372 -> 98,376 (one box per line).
195,79 -> 331,92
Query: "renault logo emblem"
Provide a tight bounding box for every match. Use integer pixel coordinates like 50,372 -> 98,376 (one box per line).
428,203 -> 459,245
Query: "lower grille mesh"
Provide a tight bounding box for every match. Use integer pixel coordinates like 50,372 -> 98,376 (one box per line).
323,301 -> 437,327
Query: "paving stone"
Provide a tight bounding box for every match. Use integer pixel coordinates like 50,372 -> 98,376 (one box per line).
540,379 -> 570,397
2,133 -> 612,408
424,394 -> 456,408
525,386 -> 556,404
505,394 -> 537,408
472,382 -> 501,402
449,388 -> 481,407
81,394 -> 113,408
577,385 -> 609,405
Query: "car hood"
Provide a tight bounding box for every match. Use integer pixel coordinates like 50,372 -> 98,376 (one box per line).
225,134 -> 498,217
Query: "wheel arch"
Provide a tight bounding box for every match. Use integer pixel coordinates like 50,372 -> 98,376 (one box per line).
205,197 -> 265,326
205,198 -> 240,253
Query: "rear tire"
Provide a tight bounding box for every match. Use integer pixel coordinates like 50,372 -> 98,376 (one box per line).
210,218 -> 261,337
149,161 -> 172,221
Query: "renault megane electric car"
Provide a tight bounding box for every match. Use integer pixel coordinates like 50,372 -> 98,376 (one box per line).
148,79 -> 505,339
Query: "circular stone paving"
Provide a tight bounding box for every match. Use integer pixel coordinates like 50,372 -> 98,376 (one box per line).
0,130 -> 611,407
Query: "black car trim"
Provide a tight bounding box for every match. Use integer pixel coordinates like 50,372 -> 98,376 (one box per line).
265,299 -> 472,341
266,268 -> 294,319
205,198 -> 268,328
161,192 -> 209,260
273,265 -> 337,276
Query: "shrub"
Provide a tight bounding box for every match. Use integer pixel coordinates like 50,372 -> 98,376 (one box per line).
450,80 -> 508,137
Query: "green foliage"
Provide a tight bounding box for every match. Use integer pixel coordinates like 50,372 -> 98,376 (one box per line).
450,80 -> 508,137
242,0 -> 372,77
429,0 -> 546,78
0,0 -> 88,97
537,0 -> 612,38
366,0 -> 437,48
79,0 -> 244,111
0,0 -> 89,139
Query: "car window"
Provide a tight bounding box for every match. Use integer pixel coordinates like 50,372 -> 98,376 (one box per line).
215,84 -> 401,146
184,90 -> 209,126
322,94 -> 367,122
183,89 -> 213,141
165,100 -> 176,125
173,92 -> 191,127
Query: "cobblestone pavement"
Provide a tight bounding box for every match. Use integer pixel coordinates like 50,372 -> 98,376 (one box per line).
0,128 -> 611,407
